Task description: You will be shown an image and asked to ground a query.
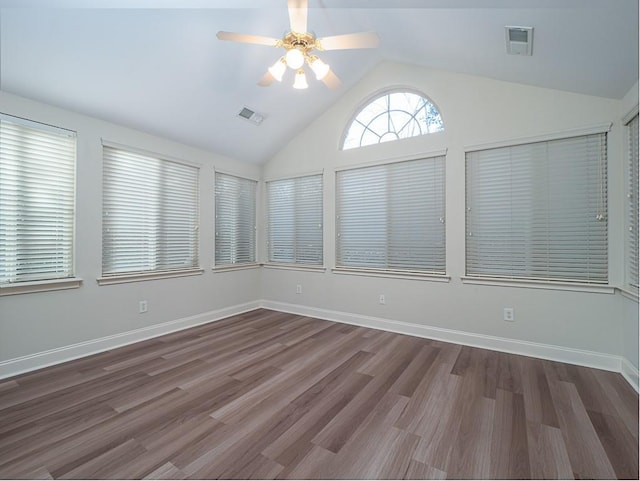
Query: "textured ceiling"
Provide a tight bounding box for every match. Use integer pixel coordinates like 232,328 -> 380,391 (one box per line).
0,0 -> 637,163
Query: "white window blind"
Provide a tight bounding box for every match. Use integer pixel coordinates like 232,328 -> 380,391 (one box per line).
267,174 -> 323,265
0,115 -> 76,286
102,145 -> 199,276
336,156 -> 446,273
215,172 -> 257,266
466,132 -> 608,284
627,114 -> 639,289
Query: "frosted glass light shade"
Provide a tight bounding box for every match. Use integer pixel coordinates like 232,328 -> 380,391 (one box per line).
309,57 -> 330,80
268,58 -> 286,82
285,48 -> 305,69
293,69 -> 308,89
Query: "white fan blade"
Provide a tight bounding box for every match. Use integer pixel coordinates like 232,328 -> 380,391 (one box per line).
216,31 -> 280,47
258,71 -> 276,87
288,0 -> 308,33
317,32 -> 379,50
321,68 -> 342,89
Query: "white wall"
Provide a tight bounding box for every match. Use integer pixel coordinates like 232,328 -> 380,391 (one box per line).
0,91 -> 262,365
262,61 -> 632,366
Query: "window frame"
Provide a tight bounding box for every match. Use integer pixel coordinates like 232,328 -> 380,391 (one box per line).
334,153 -> 448,279
624,110 -> 639,297
214,170 -> 258,270
462,124 -> 612,293
265,172 -> 324,269
99,141 -> 203,285
341,87 -> 444,151
0,113 -> 81,296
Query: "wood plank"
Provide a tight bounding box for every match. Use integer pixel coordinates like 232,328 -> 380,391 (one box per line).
0,379 -> 19,393
209,329 -> 370,426
317,393 -> 415,479
106,360 -> 210,413
55,438 -> 147,479
389,343 -> 441,397
490,389 -> 531,479
548,380 -> 618,479
263,372 -> 372,467
398,363 -> 461,475
311,344 -> 419,453
282,444 -> 336,479
222,454 -> 283,480
521,357 -> 560,428
587,410 -> 639,480
592,368 -> 639,439
526,421 -> 574,480
0,401 -> 120,466
445,395 -> 495,479
142,462 -> 186,480
404,459 -> 447,479
12,466 -> 54,480
497,351 -> 524,394
0,388 -> 188,477
0,370 -> 150,436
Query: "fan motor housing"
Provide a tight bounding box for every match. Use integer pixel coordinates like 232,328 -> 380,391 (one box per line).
283,31 -> 318,53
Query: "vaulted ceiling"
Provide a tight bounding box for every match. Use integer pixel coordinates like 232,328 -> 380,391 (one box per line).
0,0 -> 637,164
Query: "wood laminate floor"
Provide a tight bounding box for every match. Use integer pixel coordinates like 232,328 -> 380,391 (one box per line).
0,309 -> 637,480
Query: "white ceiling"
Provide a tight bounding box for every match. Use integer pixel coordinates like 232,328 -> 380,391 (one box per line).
0,1 -> 637,164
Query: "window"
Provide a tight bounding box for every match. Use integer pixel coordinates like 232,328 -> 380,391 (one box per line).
627,114 -> 639,290
102,144 -> 200,278
0,115 -> 76,288
266,174 -> 323,266
342,90 -> 444,150
465,132 -> 608,284
336,156 -> 446,274
215,172 -> 257,267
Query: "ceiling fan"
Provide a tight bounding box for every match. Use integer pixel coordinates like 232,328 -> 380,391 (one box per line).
216,0 -> 379,90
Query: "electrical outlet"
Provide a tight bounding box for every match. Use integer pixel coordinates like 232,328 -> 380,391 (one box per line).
379,294 -> 386,305
296,284 -> 302,294
139,300 -> 148,314
503,307 -> 514,322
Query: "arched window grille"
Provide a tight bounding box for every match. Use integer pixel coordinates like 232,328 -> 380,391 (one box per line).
342,90 -> 444,150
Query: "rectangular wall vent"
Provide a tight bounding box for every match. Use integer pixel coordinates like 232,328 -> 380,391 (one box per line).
505,26 -> 533,56
238,107 -> 265,125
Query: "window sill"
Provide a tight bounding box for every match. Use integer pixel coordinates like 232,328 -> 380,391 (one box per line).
617,287 -> 639,302
332,267 -> 450,282
0,277 -> 83,296
461,276 -> 614,294
97,268 -> 204,285
263,263 -> 326,273
212,263 -> 261,273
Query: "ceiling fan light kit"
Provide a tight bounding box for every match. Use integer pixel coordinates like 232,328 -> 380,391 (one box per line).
268,58 -> 287,82
284,45 -> 306,70
308,56 -> 330,80
216,0 -> 379,90
293,69 -> 309,89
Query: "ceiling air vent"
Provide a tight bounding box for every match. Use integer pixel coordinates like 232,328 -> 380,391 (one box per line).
238,107 -> 265,125
505,26 -> 533,56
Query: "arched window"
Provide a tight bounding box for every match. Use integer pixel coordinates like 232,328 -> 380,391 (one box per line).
342,90 -> 444,150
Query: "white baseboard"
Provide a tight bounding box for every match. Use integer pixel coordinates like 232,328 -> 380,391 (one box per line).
621,357 -> 640,393
260,300 -> 627,376
0,301 -> 260,380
